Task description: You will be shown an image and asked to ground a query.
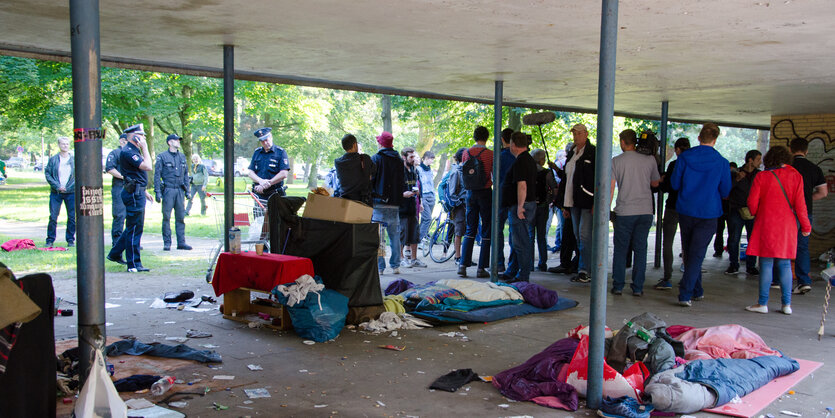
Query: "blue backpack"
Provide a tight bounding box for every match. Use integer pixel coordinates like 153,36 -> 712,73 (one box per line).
437,165 -> 465,212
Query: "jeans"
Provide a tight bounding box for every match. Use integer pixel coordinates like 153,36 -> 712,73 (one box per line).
528,205 -> 549,269
419,193 -> 435,241
727,210 -> 757,270
545,206 -> 564,248
460,189 -> 493,269
497,205 -> 511,269
759,257 -> 792,305
612,214 -> 653,293
796,215 -> 812,285
662,204 -> 679,281
505,202 -> 537,281
108,188 -> 147,269
569,206 -> 592,274
186,184 -> 207,215
111,184 -> 126,243
678,214 -> 716,302
47,191 -> 75,245
373,206 -> 401,270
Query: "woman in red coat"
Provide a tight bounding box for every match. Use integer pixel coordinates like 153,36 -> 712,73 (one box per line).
745,146 -> 811,315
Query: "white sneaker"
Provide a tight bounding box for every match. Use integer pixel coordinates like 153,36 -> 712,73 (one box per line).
781,305 -> 792,315
379,269 -> 385,275
745,304 -> 768,314
411,259 -> 428,268
393,267 -> 401,274
401,259 -> 413,268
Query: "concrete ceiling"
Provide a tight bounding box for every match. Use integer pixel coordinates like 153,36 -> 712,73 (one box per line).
2,0 -> 835,129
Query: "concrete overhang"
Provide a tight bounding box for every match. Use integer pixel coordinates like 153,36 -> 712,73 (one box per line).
3,0 -> 835,129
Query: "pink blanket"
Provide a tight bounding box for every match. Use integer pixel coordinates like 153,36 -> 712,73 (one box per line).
1,239 -> 67,252
676,324 -> 779,360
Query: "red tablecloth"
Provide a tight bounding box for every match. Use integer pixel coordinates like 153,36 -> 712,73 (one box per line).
211,252 -> 314,296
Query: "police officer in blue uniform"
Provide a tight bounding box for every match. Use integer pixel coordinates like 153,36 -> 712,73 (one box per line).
105,133 -> 128,243
247,127 -> 290,205
107,124 -> 153,272
154,133 -> 192,251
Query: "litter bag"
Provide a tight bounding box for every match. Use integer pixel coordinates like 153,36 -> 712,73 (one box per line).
273,276 -> 349,343
73,349 -> 127,418
566,335 -> 649,399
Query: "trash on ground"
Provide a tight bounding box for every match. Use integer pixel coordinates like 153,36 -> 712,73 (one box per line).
168,401 -> 188,408
303,340 -> 315,345
498,403 -> 510,409
164,336 -> 189,343
125,398 -> 155,410
186,329 -> 212,338
314,404 -> 328,408
379,345 -> 406,351
247,364 -> 263,371
212,375 -> 235,380
299,369 -> 308,373
244,388 -> 271,399
780,411 -> 802,417
212,402 -> 229,410
200,344 -> 219,349
105,303 -> 120,309
377,400 -> 386,407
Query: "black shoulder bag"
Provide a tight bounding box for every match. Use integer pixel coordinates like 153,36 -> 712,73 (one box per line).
771,171 -> 800,231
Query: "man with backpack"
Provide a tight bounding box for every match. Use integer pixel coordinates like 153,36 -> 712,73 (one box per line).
437,147 -> 468,263
457,126 -> 494,278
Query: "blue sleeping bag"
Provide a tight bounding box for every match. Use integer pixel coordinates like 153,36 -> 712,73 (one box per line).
676,355 -> 799,406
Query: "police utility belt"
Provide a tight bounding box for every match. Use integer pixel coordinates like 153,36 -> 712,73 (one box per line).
124,178 -> 142,193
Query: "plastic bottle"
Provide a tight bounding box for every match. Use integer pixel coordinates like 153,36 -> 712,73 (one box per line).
151,376 -> 176,396
623,320 -> 656,343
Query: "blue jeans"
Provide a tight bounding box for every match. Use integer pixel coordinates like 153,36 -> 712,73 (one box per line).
373,206 -> 401,270
419,193 -> 435,241
547,206 -> 563,248
108,188 -> 146,269
677,214 -> 716,302
759,257 -> 792,305
796,215 -> 812,285
569,207 -> 592,274
460,189 -> 492,269
111,184 -> 126,243
505,202 -> 537,281
612,214 -> 653,293
529,205 -> 549,269
727,210 -> 757,270
47,191 -> 75,245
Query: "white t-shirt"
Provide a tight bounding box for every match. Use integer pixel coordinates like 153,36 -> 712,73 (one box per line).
58,154 -> 72,189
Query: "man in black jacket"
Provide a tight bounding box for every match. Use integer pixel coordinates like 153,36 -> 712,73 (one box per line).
334,134 -> 375,205
562,124 -> 596,283
724,150 -> 761,276
655,137 -> 690,290
371,131 -> 406,274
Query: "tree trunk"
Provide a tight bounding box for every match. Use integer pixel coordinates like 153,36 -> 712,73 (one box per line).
433,153 -> 448,185
286,156 -> 295,184
180,85 -> 193,172
144,114 -> 156,182
509,108 -> 522,132
306,159 -> 318,189
381,95 -> 392,132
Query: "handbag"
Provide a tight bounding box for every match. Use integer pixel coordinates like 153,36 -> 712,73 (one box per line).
738,207 -> 754,221
771,171 -> 800,230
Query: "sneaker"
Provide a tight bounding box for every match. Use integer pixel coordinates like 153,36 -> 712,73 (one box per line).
679,264 -> 685,273
632,291 -> 643,297
548,265 -> 571,274
392,267 -> 401,274
457,266 -> 467,277
401,259 -> 413,268
475,268 -> 489,278
67,242 -> 75,248
597,395 -> 653,418
745,304 -> 768,313
454,257 -> 461,265
746,267 -> 760,276
781,304 -> 792,315
678,300 -> 692,307
127,266 -> 150,273
610,288 -> 622,295
163,246 -> 171,251
694,295 -> 705,301
793,284 -> 812,295
571,272 -> 591,283
411,259 -> 428,268
654,280 -> 672,290
724,266 -> 739,275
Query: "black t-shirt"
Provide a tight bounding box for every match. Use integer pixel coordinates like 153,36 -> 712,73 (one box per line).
501,151 -> 537,207
792,156 -> 826,212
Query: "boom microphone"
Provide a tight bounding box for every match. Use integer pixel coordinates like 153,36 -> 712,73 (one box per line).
523,112 -> 556,126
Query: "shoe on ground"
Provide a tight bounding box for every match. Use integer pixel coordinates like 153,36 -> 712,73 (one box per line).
632,291 -> 643,297
139,245 -> 144,250
411,259 -> 428,268
548,265 -> 569,274
498,274 -> 514,283
496,264 -> 505,272
379,269 -> 385,276
654,280 -> 672,290
392,267 -> 401,274
713,252 -> 723,258
163,246 -> 171,251
724,266 -> 739,275
571,272 -> 591,283
67,242 -> 75,248
679,300 -> 692,307
679,264 -> 685,273
770,283 -> 780,289
538,264 -> 548,272
106,254 -> 127,265
694,295 -> 705,301
597,395 -> 653,418
401,259 -> 413,268
177,244 -> 193,250
793,284 -> 812,295
747,267 -> 760,276
457,266 -> 467,277
184,212 -> 190,217
610,288 -> 622,296
745,304 -> 768,313
476,268 -> 489,278
45,241 -> 54,248
454,257 -> 461,265
127,266 -> 150,273
781,304 -> 792,315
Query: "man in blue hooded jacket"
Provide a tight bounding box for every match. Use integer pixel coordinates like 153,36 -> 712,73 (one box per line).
671,122 -> 732,306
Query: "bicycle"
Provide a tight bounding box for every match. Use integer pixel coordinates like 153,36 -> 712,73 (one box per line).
427,209 -> 456,263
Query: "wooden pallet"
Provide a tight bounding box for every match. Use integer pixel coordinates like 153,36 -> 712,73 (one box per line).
221,287 -> 292,330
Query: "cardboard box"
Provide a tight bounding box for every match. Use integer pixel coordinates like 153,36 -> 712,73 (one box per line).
302,192 -> 373,224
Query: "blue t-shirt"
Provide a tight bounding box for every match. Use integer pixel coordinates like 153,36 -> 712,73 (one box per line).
119,142 -> 148,187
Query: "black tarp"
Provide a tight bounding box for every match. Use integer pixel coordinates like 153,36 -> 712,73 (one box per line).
269,196 -> 383,307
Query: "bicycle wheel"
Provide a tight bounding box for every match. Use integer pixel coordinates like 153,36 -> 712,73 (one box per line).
422,212 -> 443,257
429,220 -> 456,263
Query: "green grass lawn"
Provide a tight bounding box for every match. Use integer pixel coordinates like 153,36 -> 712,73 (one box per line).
0,170 -> 317,242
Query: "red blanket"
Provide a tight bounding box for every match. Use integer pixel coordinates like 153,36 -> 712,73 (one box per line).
1,239 -> 67,252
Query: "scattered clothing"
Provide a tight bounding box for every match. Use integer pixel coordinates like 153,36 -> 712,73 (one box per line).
383,295 -> 406,314
429,368 -> 480,393
113,374 -> 160,392
675,324 -> 780,360
105,339 -> 222,363
358,311 -> 432,333
384,278 -> 415,296
436,279 -> 523,303
645,365 -> 718,413
272,275 -> 325,308
1,239 -> 66,252
492,337 -> 580,410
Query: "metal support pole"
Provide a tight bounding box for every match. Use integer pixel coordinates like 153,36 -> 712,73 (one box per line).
70,0 -> 105,387
654,101 -> 668,268
588,0 -> 618,409
223,45 -> 235,251
490,80 -> 503,281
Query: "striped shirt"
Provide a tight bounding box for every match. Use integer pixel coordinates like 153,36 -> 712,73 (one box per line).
462,144 -> 495,189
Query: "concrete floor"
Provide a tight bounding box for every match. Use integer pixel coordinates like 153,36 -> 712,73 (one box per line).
45,230 -> 835,418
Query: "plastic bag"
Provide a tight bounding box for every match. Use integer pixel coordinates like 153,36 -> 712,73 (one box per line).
73,349 -> 127,418
273,276 -> 349,342
565,335 -> 649,399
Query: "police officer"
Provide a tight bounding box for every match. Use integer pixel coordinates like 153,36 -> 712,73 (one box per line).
247,127 -> 290,206
107,124 -> 153,272
105,133 -> 128,243
154,133 -> 192,251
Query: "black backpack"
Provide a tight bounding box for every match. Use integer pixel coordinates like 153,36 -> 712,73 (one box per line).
462,148 -> 488,190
